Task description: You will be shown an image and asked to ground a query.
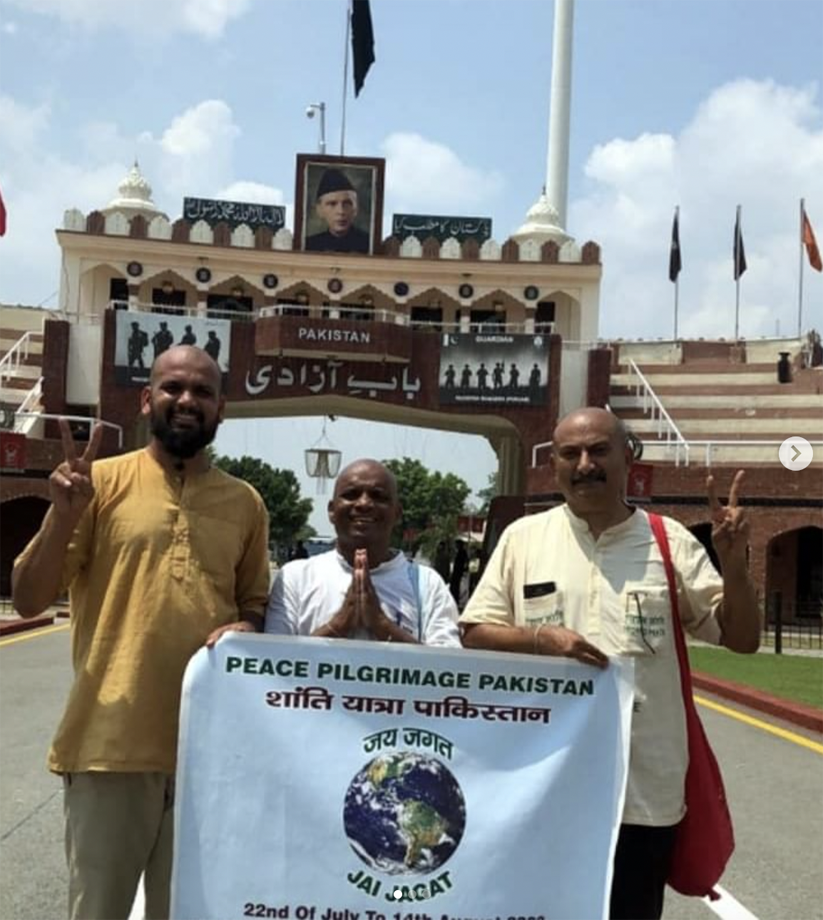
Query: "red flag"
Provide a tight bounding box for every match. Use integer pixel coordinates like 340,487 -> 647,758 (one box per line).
0,184 -> 6,237
802,208 -> 822,271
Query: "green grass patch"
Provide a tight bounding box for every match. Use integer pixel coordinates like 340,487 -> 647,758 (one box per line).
688,645 -> 823,710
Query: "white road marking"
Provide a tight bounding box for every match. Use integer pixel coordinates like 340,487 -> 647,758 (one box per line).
127,875 -> 145,920
704,884 -> 759,920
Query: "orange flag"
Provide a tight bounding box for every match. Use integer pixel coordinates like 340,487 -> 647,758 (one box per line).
803,208 -> 822,271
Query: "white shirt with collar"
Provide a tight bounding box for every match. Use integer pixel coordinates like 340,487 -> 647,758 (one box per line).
460,505 -> 724,825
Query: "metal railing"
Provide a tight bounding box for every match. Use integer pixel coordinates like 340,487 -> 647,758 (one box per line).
688,439 -> 823,468
0,331 -> 36,385
625,359 -> 690,466
764,599 -> 823,652
14,411 -> 124,449
14,377 -> 43,417
10,375 -> 44,437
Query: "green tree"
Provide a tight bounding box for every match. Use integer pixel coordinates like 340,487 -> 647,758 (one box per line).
383,457 -> 471,556
475,470 -> 499,516
213,454 -> 313,556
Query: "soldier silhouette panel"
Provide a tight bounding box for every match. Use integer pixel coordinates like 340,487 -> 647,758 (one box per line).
151,322 -> 174,359
128,322 -> 149,370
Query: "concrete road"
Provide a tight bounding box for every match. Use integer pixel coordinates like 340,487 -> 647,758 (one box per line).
2,625 -> 821,920
0,624 -> 72,920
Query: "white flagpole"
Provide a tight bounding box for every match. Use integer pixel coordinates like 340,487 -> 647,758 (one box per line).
798,198 -> 805,338
340,1 -> 351,155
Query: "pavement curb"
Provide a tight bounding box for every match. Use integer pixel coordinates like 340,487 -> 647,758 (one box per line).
693,671 -> 823,733
0,615 -> 56,637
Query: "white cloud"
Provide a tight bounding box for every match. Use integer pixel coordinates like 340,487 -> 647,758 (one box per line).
572,79 -> 823,339
381,132 -> 506,217
152,100 -> 241,199
2,20 -> 18,34
215,181 -> 293,229
0,96 -> 278,305
214,181 -> 285,205
0,95 -> 50,154
161,100 -> 239,157
1,0 -> 250,40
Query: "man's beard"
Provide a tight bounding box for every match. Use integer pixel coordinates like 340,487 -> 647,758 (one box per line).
150,405 -> 218,459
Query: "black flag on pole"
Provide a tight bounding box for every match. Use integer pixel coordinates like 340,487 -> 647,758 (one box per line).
352,0 -> 375,97
733,208 -> 747,280
669,210 -> 681,282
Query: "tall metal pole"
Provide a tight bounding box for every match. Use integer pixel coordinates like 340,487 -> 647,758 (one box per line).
674,276 -> 680,340
545,0 -> 574,231
798,198 -> 805,337
319,103 -> 326,155
306,103 -> 326,154
340,2 -> 351,155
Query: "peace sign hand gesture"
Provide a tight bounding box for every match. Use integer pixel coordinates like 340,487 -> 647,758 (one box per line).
49,419 -> 104,523
707,469 -> 750,566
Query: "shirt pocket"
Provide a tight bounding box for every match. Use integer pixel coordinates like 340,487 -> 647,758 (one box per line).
619,582 -> 671,656
522,590 -> 564,628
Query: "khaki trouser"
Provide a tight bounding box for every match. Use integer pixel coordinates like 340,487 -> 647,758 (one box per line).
63,772 -> 174,920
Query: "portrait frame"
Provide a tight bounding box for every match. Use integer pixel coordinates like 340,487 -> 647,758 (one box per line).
294,154 -> 385,256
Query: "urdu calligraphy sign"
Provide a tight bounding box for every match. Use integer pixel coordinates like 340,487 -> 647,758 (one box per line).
182,197 -> 286,231
391,213 -> 493,244
245,358 -> 423,401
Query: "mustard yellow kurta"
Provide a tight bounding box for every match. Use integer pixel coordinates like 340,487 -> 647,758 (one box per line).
16,449 -> 270,774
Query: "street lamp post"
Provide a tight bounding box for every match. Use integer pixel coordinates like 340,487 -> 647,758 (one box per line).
305,102 -> 326,155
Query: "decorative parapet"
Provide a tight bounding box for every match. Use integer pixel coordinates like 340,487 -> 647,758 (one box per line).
581,241 -> 601,265
273,228 -> 293,251
501,239 -> 519,262
461,238 -> 480,260
171,219 -> 190,243
519,239 -> 541,262
64,209 -> 86,231
129,214 -> 148,239
189,220 -> 214,244
400,236 -> 423,258
559,240 -> 582,263
255,226 -> 273,250
86,211 -> 105,234
542,240 -> 560,263
58,208 -> 601,265
231,224 -> 255,248
480,239 -> 501,261
148,215 -> 172,240
421,236 -> 441,259
104,212 -> 130,236
440,237 -> 461,260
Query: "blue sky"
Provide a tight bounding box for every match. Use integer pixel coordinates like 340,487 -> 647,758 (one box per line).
1,0 -> 822,531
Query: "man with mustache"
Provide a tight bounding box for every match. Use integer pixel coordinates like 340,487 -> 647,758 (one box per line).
265,459 -> 460,646
460,407 -> 759,920
12,345 -> 270,920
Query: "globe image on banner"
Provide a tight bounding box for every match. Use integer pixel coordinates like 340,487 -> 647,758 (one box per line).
343,751 -> 467,875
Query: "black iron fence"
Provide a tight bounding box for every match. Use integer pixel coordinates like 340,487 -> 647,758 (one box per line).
764,598 -> 823,652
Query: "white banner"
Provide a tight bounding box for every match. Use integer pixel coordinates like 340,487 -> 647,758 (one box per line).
172,635 -> 633,919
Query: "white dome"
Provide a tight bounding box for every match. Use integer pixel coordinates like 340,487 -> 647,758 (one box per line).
102,162 -> 167,220
511,189 -> 572,246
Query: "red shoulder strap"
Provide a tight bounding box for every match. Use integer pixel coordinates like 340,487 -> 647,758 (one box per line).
648,513 -> 696,715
